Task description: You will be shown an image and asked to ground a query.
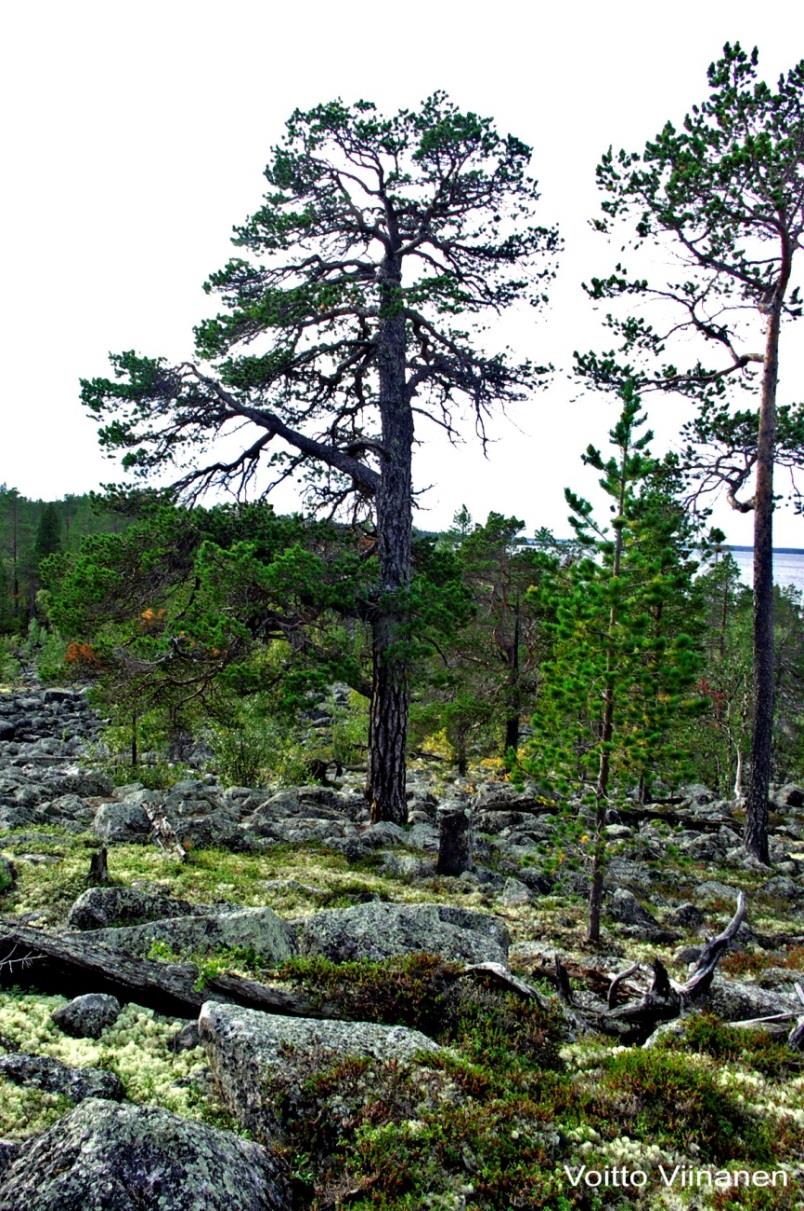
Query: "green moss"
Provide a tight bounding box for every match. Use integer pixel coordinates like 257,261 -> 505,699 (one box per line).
663,1012 -> 804,1079
2,800 -> 803,1206
0,829 -> 487,927
277,953 -> 459,1039
264,1044 -> 581,1210
585,1048 -> 777,1164
256,955 -> 586,1209
711,1184 -> 802,1211
0,857 -> 13,894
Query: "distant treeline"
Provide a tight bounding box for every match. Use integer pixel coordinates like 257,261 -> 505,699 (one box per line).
0,487 -> 129,631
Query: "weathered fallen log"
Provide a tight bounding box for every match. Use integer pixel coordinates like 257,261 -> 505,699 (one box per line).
527,896 -> 755,1044
474,795 -> 732,833
614,804 -> 733,832
520,954 -> 642,1002
0,921 -> 553,1029
602,892 -> 748,1042
0,919 -> 334,1020
788,982 -> 804,1050
456,961 -> 548,1007
606,962 -> 641,1010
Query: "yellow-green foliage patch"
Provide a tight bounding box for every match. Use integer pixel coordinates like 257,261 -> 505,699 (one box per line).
0,991 -> 236,1136
0,1079 -> 72,1140
0,827 -> 490,926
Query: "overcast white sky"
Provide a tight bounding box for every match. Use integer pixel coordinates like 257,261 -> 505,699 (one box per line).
2,0 -> 802,545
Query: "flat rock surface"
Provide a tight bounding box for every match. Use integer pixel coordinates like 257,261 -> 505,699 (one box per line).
78,906 -> 296,961
291,901 -> 509,965
199,1000 -> 441,1141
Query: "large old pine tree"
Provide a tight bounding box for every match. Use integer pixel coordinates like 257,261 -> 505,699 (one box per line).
82,95 -> 558,821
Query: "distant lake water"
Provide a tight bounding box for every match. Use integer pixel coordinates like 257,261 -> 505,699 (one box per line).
727,547 -> 804,594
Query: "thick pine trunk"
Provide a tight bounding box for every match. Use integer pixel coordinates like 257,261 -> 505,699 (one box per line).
502,592 -> 522,756
368,255 -> 413,824
745,302 -> 783,865
504,714 -> 520,755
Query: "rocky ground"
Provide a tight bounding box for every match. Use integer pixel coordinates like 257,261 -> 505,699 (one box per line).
0,684 -> 802,1209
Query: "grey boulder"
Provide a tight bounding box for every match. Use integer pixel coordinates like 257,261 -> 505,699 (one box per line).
0,1098 -> 291,1211
774,783 -> 804,809
760,875 -> 804,901
500,877 -> 533,906
80,906 -> 296,962
199,1000 -> 441,1142
704,975 -> 802,1021
609,888 -> 660,929
665,902 -> 704,929
92,798 -> 152,843
67,885 -> 202,930
291,901 -> 509,965
0,1053 -> 123,1102
0,1143 -> 19,1181
52,994 -> 122,1039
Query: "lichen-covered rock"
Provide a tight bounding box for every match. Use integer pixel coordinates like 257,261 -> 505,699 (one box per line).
0,1053 -> 124,1102
158,785 -> 246,849
92,798 -> 152,843
0,1143 -> 20,1180
378,851 -> 436,880
665,902 -> 704,929
168,1021 -> 201,1053
66,885 -> 202,930
407,821 -> 439,850
0,802 -> 42,829
759,875 -> 804,901
40,794 -> 93,825
52,994 -> 122,1039
500,877 -> 532,906
80,906 -> 296,961
703,975 -> 802,1021
774,783 -> 804,809
0,1098 -> 291,1211
292,901 -> 509,965
199,1001 -> 441,1141
609,888 -> 659,929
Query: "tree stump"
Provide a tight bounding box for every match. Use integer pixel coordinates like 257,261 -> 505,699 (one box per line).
436,806 -> 473,876
87,848 -> 109,886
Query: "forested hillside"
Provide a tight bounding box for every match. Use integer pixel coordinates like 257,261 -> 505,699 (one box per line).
0,487 -> 129,631
0,42 -> 803,1211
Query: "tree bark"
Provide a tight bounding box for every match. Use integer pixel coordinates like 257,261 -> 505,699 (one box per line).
745,299 -> 784,864
455,728 -> 468,778
368,252 -> 413,824
503,592 -> 522,755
